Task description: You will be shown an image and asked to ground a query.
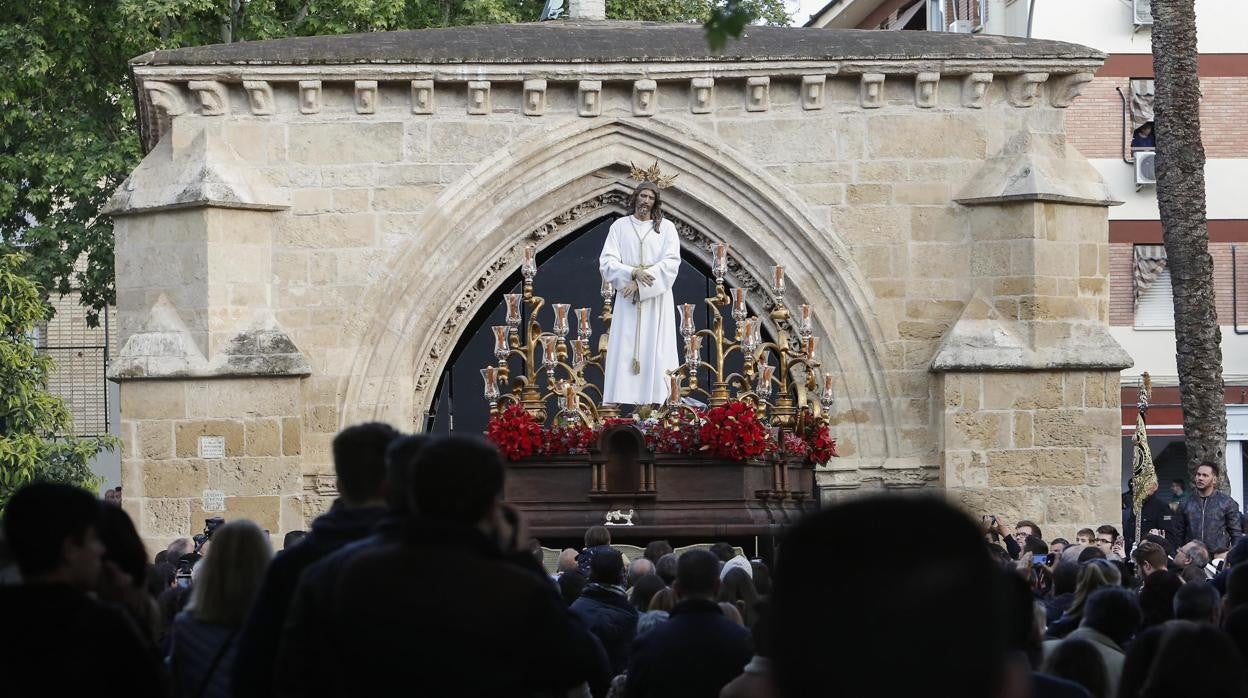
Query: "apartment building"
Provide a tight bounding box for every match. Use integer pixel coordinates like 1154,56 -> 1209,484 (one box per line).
806,0 -> 1248,500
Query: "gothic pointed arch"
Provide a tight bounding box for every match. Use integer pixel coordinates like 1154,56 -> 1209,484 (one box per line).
341,116 -> 899,462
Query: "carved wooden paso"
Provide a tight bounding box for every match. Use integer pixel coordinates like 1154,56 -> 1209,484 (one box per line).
504,424 -> 816,539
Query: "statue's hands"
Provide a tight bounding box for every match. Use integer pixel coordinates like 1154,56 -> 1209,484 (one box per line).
633,268 -> 656,287
622,280 -> 639,302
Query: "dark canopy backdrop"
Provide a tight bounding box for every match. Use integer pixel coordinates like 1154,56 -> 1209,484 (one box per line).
427,216 -> 772,435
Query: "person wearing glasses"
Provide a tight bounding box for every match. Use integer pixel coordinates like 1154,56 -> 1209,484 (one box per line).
1094,525 -> 1124,559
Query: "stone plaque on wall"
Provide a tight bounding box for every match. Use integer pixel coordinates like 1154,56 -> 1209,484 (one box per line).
198,435 -> 225,459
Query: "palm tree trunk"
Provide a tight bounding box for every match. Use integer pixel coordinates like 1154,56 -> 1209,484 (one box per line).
1152,0 -> 1227,486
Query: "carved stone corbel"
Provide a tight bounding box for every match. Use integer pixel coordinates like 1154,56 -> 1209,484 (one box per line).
411,80 -> 434,114
690,77 -> 714,114
145,82 -> 188,116
746,76 -> 770,112
242,80 -> 275,115
187,80 -> 229,116
578,80 -> 602,117
801,75 -> 826,111
1049,73 -> 1094,108
355,80 -> 378,114
523,79 -> 547,116
1008,72 -> 1049,108
914,72 -> 940,109
860,73 -> 885,109
299,80 -> 322,114
633,80 -> 657,116
961,73 -> 993,109
468,81 -> 491,115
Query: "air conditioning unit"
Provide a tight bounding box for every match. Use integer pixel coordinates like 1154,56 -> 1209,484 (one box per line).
1135,151 -> 1157,186
948,19 -> 974,33
1133,0 -> 1153,27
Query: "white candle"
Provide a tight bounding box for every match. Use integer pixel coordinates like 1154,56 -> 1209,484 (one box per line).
668,373 -> 681,406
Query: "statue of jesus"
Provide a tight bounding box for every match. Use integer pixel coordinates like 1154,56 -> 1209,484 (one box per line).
599,182 -> 681,407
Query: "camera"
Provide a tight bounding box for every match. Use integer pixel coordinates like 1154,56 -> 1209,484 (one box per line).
193,516 -> 225,554
173,517 -> 226,584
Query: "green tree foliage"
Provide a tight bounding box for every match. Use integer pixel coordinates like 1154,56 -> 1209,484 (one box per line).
0,0 -> 786,326
0,253 -> 111,511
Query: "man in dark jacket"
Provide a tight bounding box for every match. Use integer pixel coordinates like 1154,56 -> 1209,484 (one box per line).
0,483 -> 166,698
572,547 -> 638,675
625,549 -> 752,698
327,435 -> 610,697
1176,462 -> 1244,552
232,422 -> 398,698
273,434 -> 427,698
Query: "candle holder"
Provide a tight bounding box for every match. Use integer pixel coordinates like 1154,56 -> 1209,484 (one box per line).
756,363 -> 776,398
552,304 -> 571,339
504,294 -> 523,330
492,326 -> 510,361
731,288 -> 748,324
711,242 -> 728,284
741,317 -> 760,358
481,366 -> 500,408
678,302 -> 696,339
797,304 -> 814,341
575,307 -> 592,341
684,333 -> 703,369
540,335 -> 558,377
820,373 -> 835,411
771,265 -> 785,300
522,245 -> 538,284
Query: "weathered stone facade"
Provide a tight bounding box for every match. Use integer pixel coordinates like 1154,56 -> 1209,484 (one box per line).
107,22 -> 1130,550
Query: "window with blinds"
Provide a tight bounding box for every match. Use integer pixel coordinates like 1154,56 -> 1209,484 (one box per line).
1134,267 -> 1175,330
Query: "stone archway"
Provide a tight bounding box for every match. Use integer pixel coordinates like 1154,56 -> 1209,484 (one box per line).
341,116 -> 900,464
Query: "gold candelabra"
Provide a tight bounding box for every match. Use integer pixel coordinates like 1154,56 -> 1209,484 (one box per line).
483,243 -> 837,441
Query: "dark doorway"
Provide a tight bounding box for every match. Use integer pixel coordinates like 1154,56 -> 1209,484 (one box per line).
426,216 -> 772,435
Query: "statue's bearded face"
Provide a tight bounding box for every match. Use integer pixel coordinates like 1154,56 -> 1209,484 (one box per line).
635,188 -> 656,217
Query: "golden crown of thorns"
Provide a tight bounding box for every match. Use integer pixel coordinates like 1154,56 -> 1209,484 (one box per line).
629,161 -> 678,189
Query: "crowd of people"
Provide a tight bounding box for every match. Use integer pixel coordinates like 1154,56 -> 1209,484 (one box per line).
5,421 -> 1248,697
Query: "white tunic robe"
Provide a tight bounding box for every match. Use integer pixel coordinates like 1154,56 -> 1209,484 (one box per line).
599,215 -> 681,405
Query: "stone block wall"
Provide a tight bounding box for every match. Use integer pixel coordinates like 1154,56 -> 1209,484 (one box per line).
119,378 -> 304,551
940,371 -> 1122,539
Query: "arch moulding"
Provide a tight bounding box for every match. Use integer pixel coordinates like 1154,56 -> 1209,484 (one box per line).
341,116 -> 900,463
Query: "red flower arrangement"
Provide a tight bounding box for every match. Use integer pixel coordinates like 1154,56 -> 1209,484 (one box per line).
645,416 -> 703,454
486,404 -> 544,461
804,422 -> 838,463
541,422 -> 596,456
485,402 -> 836,463
782,431 -> 809,459
699,400 -> 769,461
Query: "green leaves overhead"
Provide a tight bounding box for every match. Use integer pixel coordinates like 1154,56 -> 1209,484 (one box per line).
0,0 -> 786,329
0,253 -> 110,511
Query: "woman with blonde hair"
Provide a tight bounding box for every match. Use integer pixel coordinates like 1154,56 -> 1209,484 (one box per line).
168,520 -> 271,698
1046,559 -> 1122,639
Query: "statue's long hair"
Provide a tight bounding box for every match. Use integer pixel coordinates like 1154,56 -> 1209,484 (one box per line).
630,182 -> 664,233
